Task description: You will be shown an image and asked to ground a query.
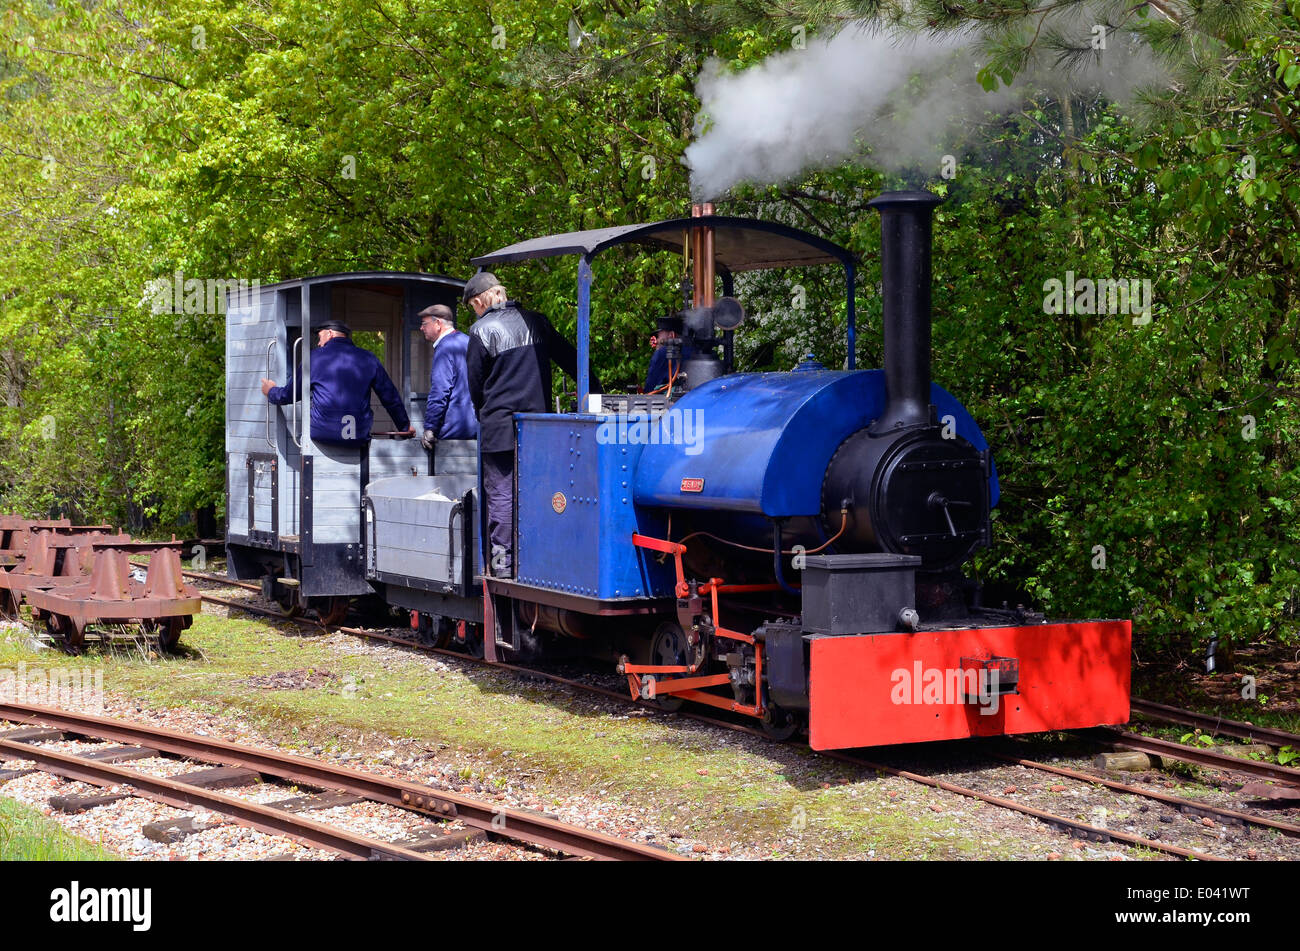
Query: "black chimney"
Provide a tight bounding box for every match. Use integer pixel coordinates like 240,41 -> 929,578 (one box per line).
867,190 -> 943,433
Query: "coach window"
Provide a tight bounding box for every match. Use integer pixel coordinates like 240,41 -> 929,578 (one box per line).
329,285 -> 405,433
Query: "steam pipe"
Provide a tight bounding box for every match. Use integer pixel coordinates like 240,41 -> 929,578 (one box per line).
691,203 -> 703,307
701,201 -> 715,307
867,190 -> 943,433
689,202 -> 716,307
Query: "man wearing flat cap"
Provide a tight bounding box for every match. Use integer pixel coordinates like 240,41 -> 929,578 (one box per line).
463,271 -> 599,578
417,304 -> 477,450
644,313 -> 693,392
260,320 -> 414,444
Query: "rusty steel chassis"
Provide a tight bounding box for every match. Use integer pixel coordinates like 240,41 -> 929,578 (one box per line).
187,574 -> 1300,863
0,519 -> 199,652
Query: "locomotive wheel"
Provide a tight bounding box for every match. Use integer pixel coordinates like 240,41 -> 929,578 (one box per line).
643,622 -> 696,712
760,705 -> 801,742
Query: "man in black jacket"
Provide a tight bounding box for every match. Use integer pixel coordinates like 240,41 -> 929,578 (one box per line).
463,271 -> 595,577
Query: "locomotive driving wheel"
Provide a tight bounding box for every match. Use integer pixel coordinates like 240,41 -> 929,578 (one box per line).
641,621 -> 699,712
759,704 -> 801,742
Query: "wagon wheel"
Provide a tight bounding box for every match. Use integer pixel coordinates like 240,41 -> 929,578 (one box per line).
0,589 -> 19,621
273,582 -> 302,618
640,621 -> 699,712
463,622 -> 484,659
316,596 -> 350,627
416,614 -> 453,650
431,618 -> 453,650
45,612 -> 85,655
143,616 -> 187,653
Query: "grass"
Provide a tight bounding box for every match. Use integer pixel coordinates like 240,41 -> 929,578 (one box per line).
0,610 -> 1072,859
0,797 -> 118,861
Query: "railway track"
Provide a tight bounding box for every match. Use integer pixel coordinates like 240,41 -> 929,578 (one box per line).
1130,697 -> 1300,749
1093,727 -> 1300,788
0,701 -> 678,861
984,750 -> 1300,840
183,578 -> 1298,861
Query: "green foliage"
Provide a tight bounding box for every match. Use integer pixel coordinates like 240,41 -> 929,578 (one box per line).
0,0 -> 1297,659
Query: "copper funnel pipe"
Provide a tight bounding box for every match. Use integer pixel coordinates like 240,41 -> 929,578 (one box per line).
700,201 -> 715,307
690,203 -> 704,308
690,202 -> 716,308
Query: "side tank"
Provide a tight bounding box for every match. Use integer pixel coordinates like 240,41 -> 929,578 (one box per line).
631,370 -> 998,568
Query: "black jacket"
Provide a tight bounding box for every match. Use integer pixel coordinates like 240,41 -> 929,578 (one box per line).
465,302 -> 597,453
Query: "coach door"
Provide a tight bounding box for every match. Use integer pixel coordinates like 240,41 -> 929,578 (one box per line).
253,289 -> 305,548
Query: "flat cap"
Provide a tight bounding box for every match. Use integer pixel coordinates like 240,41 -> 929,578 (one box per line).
656,313 -> 684,335
418,303 -> 456,327
313,319 -> 352,336
461,271 -> 500,304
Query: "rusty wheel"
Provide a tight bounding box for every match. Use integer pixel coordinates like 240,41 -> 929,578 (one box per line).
0,589 -> 19,621
45,613 -> 84,654
416,614 -> 453,650
143,616 -> 187,653
272,581 -> 302,618
317,596 -> 350,627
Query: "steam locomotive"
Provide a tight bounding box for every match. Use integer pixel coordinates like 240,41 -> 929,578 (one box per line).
225,191 -> 1131,750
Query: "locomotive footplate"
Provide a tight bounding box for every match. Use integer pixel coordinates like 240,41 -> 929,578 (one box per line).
482,577 -> 672,616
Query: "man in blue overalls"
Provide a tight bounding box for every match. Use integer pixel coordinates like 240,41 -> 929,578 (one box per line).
260,320 -> 414,444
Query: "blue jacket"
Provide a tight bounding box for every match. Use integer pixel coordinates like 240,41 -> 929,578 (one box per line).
424,330 -> 478,440
267,337 -> 409,444
644,341 -> 695,392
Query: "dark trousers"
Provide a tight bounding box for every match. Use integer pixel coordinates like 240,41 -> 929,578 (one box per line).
481,450 -> 514,570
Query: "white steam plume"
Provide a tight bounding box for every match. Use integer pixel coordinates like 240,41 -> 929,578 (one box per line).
685,20 -> 1167,199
